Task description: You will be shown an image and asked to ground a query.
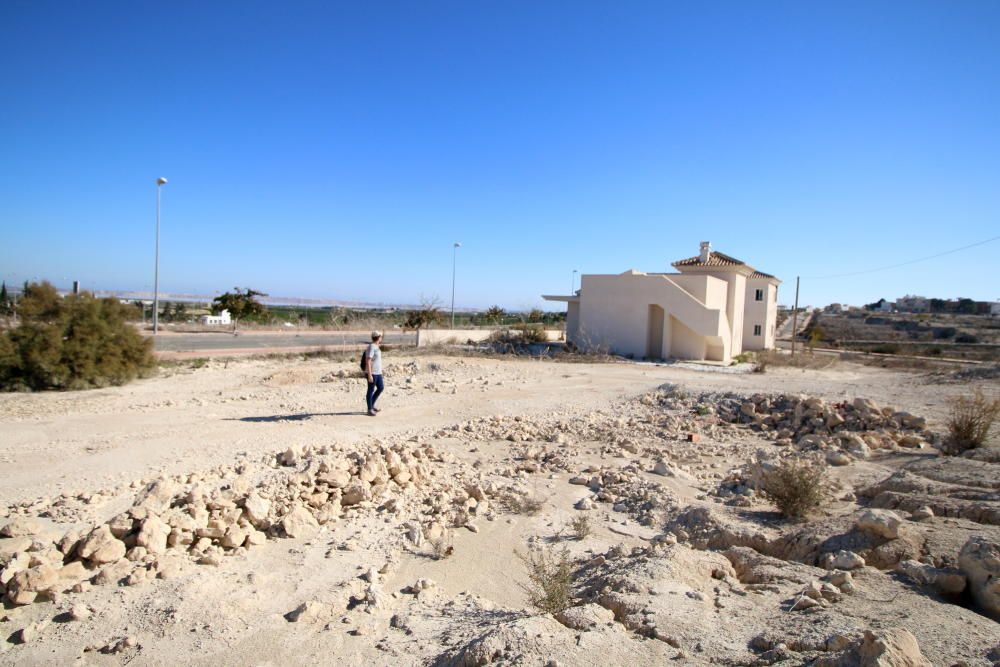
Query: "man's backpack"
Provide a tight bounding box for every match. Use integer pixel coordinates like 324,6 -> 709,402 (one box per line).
360,344 -> 369,371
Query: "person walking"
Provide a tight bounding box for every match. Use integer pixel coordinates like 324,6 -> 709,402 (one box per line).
364,331 -> 384,416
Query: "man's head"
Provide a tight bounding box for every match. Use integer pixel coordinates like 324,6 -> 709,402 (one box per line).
371,330 -> 382,342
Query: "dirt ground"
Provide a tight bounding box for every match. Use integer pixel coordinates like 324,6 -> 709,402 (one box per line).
0,354 -> 997,665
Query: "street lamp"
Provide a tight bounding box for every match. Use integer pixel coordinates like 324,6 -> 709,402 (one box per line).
451,242 -> 461,329
571,269 -> 578,295
153,177 -> 168,334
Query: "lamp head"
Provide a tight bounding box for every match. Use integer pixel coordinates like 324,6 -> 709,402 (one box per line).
157,177 -> 168,186
454,242 -> 461,248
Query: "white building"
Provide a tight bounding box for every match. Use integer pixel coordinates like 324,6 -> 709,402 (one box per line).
199,309 -> 231,326
543,242 -> 779,363
895,295 -> 929,313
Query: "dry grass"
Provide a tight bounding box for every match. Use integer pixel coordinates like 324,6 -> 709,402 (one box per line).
943,388 -> 1000,454
754,350 -> 836,373
760,457 -> 832,519
516,545 -> 575,615
508,493 -> 545,516
569,515 -> 592,540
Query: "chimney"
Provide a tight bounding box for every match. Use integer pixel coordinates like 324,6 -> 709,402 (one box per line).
699,241 -> 712,263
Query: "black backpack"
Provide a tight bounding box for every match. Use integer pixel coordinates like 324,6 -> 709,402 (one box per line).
359,344 -> 369,371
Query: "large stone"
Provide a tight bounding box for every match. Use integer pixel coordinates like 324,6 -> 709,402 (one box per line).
824,550 -> 865,571
6,564 -> 58,605
135,516 -> 170,555
895,560 -> 966,596
242,492 -> 271,528
958,537 -> 1000,617
285,600 -> 336,623
133,478 -> 179,513
78,525 -> 127,565
281,506 -> 319,539
856,510 -> 902,540
341,483 -> 372,507
554,603 -> 615,631
0,518 -> 45,538
857,628 -> 931,667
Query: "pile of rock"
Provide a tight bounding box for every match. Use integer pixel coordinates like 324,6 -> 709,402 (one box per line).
0,440 -> 486,609
709,393 -> 936,457
569,464 -> 677,526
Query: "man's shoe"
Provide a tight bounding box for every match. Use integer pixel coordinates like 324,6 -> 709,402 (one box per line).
372,407 -> 380,413
367,410 -> 377,417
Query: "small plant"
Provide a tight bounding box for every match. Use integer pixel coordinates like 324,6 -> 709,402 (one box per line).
760,457 -> 831,519
569,515 -> 592,540
429,532 -> 454,560
516,545 -> 574,615
511,494 -> 544,515
943,388 -> 1000,454
732,352 -> 753,365
695,404 -> 712,416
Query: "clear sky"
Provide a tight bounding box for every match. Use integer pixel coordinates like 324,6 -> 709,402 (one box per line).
2,1 -> 998,310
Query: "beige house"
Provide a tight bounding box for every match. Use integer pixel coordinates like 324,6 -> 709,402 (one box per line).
543,242 -> 779,363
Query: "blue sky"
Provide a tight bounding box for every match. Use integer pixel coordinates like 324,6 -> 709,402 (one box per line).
1,1 -> 998,310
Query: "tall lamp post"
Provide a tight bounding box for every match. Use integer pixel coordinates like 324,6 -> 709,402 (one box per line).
571,269 -> 578,295
450,242 -> 461,329
153,177 -> 168,334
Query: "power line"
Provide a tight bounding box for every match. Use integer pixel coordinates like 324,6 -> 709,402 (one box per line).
803,233 -> 1000,280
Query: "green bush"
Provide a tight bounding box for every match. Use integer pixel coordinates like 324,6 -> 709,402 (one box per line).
760,457 -> 831,519
516,545 -> 575,615
0,282 -> 155,391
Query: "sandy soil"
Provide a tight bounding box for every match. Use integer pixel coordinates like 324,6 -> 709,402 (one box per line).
0,354 -> 997,665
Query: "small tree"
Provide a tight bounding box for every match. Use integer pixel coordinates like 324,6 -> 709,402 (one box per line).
0,281 -> 154,390
212,288 -> 267,331
402,297 -> 442,331
527,308 -> 544,323
484,305 -> 505,325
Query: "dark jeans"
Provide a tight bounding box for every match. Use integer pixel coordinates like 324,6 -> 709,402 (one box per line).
366,374 -> 384,411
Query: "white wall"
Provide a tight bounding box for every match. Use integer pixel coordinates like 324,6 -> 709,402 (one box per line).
575,271 -> 731,362
743,280 -> 778,351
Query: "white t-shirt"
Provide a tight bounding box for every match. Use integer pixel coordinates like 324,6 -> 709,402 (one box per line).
366,344 -> 382,375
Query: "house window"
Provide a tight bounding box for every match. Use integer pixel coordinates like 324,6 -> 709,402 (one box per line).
753,324 -> 762,336
755,289 -> 764,302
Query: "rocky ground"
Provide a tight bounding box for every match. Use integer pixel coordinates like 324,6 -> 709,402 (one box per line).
0,354 -> 998,666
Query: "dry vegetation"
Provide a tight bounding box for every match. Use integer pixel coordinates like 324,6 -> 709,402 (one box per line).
944,388 -> 1000,454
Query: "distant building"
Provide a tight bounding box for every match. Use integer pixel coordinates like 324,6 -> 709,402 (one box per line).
542,242 -> 779,363
824,303 -> 844,314
199,309 -> 231,326
991,302 -> 1000,317
895,295 -> 929,313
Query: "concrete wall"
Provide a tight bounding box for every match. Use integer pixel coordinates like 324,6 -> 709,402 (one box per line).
566,301 -> 581,342
743,280 -> 778,351
574,271 -> 732,362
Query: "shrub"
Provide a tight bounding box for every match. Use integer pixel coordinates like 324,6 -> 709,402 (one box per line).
0,282 -> 155,391
943,389 -> 1000,454
569,515 -> 592,540
429,532 -> 454,560
516,545 -> 574,614
732,352 -> 753,365
760,457 -> 831,519
510,493 -> 544,515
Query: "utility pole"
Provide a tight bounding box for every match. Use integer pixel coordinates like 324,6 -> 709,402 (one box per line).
153,177 -> 168,334
790,276 -> 800,357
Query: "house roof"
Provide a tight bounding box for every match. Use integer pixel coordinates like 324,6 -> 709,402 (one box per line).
749,270 -> 776,280
672,251 -> 747,268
